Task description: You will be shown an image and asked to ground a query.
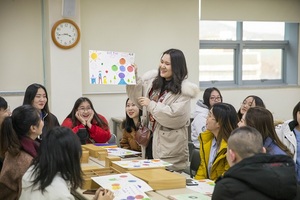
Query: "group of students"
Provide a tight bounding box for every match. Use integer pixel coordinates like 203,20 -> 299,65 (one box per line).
0,84 -> 114,199
0,48 -> 198,199
1,47 -> 300,199
190,87 -> 300,199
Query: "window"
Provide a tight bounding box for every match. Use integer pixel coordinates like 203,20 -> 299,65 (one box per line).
199,21 -> 299,88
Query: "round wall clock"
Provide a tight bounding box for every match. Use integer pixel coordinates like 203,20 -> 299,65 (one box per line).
51,19 -> 80,49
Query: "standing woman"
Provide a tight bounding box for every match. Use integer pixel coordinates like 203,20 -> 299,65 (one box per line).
120,98 -> 142,152
237,95 -> 265,120
191,87 -> 223,148
127,48 -> 199,171
195,103 -> 238,181
62,97 -> 111,144
238,106 -> 292,157
23,83 -> 60,138
0,105 -> 43,199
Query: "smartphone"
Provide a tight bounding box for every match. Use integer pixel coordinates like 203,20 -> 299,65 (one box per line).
186,178 -> 199,186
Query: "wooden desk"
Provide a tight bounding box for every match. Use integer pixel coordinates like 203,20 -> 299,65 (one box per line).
111,117 -> 124,146
76,156 -> 212,200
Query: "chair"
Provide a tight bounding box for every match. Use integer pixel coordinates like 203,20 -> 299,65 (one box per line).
190,148 -> 200,178
108,134 -> 117,144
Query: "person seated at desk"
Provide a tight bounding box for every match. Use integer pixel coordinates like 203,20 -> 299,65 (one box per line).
20,126 -> 114,200
0,105 -> 43,199
195,103 -> 238,181
120,98 -> 142,152
212,126 -> 300,200
62,97 -> 111,144
23,83 -> 60,138
191,87 -> 223,148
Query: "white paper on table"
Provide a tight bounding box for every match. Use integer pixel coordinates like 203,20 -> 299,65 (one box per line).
186,179 -> 215,196
92,173 -> 153,200
112,159 -> 173,169
106,147 -> 141,157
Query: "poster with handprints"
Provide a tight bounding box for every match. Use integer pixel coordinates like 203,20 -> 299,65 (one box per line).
89,50 -> 136,85
92,173 -> 152,200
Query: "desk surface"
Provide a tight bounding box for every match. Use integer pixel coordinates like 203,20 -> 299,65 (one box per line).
77,156 -> 213,200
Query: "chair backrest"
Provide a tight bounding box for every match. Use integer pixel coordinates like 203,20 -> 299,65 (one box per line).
190,148 -> 201,178
108,134 -> 117,144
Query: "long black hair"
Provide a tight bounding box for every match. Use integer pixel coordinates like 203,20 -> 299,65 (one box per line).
152,49 -> 188,94
0,105 -> 40,157
121,98 -> 142,133
30,126 -> 83,192
23,83 -> 56,129
203,87 -> 223,109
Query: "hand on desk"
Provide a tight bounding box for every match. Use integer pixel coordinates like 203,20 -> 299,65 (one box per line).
93,188 -> 114,200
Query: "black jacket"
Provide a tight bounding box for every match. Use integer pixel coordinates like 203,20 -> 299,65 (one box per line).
212,154 -> 300,200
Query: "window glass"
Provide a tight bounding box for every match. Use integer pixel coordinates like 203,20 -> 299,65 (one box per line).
242,49 -> 282,80
200,21 -> 236,40
199,49 -> 234,81
243,22 -> 284,40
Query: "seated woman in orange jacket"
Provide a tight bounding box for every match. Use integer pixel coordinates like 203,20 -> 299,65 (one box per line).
61,97 -> 111,144
120,98 -> 142,152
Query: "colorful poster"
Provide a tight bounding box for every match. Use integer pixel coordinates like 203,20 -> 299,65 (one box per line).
92,173 -> 152,200
89,50 -> 136,85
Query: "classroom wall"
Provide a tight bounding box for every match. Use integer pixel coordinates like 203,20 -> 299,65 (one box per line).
0,0 -> 300,132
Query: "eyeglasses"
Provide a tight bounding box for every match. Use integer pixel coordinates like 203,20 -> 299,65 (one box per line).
78,107 -> 92,112
210,96 -> 221,101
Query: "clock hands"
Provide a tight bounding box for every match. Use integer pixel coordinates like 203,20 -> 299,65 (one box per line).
56,33 -> 72,37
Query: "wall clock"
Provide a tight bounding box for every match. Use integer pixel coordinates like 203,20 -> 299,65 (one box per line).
51,19 -> 80,49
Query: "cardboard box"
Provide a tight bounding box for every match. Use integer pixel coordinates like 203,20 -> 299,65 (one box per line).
130,169 -> 186,190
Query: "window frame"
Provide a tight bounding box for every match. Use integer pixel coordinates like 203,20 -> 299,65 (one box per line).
199,22 -> 298,88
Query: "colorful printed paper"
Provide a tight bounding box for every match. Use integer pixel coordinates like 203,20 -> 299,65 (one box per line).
89,50 -> 136,85
92,173 -> 152,200
112,159 -> 173,169
106,147 -> 141,157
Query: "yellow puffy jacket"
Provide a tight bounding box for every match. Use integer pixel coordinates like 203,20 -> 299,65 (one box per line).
195,130 -> 230,181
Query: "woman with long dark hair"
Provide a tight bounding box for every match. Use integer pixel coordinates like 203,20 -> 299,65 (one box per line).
0,105 -> 43,199
127,48 -> 199,171
120,98 -> 142,151
191,87 -> 223,148
23,83 -> 59,137
195,103 -> 238,181
20,126 -> 114,200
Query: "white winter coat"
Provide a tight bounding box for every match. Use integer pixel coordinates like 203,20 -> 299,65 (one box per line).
127,70 -> 199,171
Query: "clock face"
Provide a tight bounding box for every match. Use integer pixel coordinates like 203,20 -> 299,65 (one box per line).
51,19 -> 80,49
